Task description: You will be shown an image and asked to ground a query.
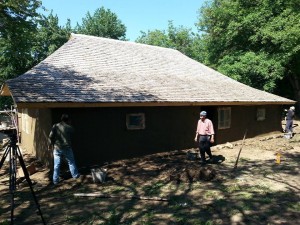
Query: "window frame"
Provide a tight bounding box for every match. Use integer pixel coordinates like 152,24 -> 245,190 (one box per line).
126,113 -> 145,130
218,107 -> 231,129
256,108 -> 266,121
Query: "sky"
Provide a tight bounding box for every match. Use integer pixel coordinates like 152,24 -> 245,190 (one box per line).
40,0 -> 206,41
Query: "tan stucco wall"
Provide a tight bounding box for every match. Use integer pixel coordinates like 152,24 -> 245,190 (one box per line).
19,108 -> 52,166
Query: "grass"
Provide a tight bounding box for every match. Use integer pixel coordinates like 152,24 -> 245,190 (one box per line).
0,220 -> 9,225
140,211 -> 155,225
288,202 -> 300,211
142,181 -> 165,196
204,190 -> 221,199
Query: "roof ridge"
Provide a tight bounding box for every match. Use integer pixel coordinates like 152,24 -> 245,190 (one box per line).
70,33 -> 181,54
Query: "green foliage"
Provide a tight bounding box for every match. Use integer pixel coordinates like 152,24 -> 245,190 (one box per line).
0,1 -> 70,108
218,51 -> 284,91
32,12 -> 71,64
0,0 -> 42,80
0,0 -> 41,36
136,21 -> 203,60
197,0 -> 300,101
75,7 -> 126,40
0,0 -> 42,107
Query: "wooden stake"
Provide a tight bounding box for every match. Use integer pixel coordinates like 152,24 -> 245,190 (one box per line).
233,129 -> 247,170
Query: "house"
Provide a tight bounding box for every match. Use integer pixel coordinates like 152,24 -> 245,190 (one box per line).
0,34 -> 295,166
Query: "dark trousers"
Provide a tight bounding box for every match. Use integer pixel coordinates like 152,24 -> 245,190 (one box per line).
199,136 -> 213,162
285,120 -> 293,133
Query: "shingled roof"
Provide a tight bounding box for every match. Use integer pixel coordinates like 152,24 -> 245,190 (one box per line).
1,33 -> 294,107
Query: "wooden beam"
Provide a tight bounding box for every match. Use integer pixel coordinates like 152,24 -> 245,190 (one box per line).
15,101 -> 294,109
74,193 -> 169,201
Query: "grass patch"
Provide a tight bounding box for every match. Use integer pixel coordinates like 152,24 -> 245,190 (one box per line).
225,183 -> 242,193
288,202 -> 300,211
239,157 -> 251,162
142,181 -> 165,196
204,190 -> 221,199
0,220 -> 10,225
110,186 -> 127,194
246,184 -> 270,193
236,191 -> 253,199
140,211 -> 155,225
105,209 -> 122,225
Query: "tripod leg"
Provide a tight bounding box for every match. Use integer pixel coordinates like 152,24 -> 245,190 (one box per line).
10,146 -> 17,225
0,146 -> 16,224
0,146 -> 10,170
16,147 -> 46,225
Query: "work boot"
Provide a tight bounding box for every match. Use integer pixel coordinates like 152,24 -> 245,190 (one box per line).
207,158 -> 214,164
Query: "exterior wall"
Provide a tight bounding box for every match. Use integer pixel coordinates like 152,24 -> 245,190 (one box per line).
18,105 -> 283,167
51,106 -> 201,166
215,105 -> 283,143
18,108 -> 52,165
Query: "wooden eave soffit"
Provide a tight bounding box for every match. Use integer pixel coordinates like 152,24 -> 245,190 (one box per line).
0,84 -> 12,96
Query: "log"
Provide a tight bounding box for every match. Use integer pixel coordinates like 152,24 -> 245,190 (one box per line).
74,193 -> 169,201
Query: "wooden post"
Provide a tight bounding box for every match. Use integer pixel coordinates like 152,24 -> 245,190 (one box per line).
233,129 -> 247,170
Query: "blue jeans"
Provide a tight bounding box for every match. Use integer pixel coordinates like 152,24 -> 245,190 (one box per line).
285,120 -> 293,133
53,148 -> 79,184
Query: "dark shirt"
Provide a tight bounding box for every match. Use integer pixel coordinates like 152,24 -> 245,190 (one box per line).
48,121 -> 74,149
286,109 -> 295,120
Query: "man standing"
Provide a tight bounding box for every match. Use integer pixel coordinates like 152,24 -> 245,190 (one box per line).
194,111 -> 215,165
285,106 -> 295,137
48,114 -> 80,185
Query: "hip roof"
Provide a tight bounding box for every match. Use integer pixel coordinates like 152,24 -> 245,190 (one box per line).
2,34 -> 294,108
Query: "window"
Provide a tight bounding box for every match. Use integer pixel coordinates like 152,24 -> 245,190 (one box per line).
126,113 -> 145,130
218,107 -> 231,129
257,108 -> 266,121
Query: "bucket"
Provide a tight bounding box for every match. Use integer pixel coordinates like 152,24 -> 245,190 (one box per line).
91,168 -> 107,183
284,133 -> 292,139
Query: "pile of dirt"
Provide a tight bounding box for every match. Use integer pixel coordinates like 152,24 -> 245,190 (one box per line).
100,150 -> 217,185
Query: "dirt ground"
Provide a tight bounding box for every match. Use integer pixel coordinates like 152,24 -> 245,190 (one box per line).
0,121 -> 299,225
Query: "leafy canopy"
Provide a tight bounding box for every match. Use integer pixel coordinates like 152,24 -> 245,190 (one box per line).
136,21 -> 203,61
32,12 -> 71,65
197,0 -> 300,95
0,0 -> 42,80
75,7 -> 126,40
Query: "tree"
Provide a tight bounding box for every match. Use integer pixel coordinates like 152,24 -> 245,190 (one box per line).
136,21 -> 203,61
0,0 -> 42,106
197,0 -> 300,107
0,1 -> 71,107
32,12 -> 71,65
75,7 -> 126,40
0,0 -> 41,80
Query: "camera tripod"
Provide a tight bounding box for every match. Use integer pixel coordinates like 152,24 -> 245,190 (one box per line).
0,133 -> 46,225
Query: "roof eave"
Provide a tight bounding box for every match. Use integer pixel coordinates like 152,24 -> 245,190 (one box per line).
14,101 -> 296,109
0,83 -> 12,96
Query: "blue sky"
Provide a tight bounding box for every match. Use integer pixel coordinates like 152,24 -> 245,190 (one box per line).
40,0 -> 206,41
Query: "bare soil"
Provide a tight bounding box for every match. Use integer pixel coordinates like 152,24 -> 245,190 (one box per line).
0,121 -> 299,225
